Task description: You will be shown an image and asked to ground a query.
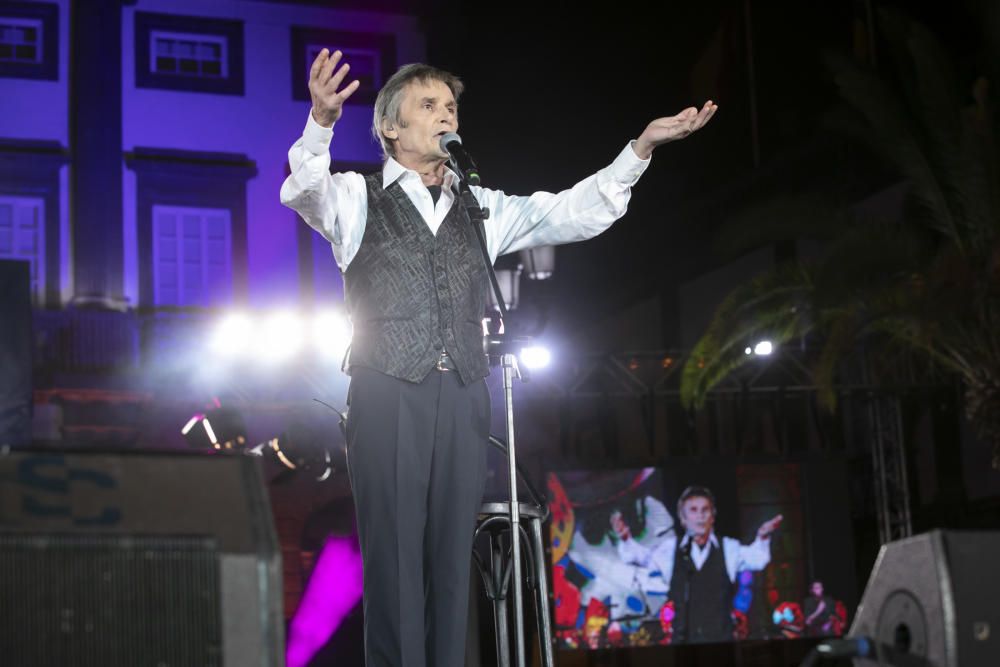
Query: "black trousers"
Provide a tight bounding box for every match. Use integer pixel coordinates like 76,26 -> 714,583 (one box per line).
346,366 -> 490,667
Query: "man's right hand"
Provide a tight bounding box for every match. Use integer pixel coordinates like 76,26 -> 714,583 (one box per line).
308,48 -> 361,128
757,514 -> 783,539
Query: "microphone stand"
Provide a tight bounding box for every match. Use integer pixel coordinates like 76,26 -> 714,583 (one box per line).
677,534 -> 694,644
455,175 -> 535,667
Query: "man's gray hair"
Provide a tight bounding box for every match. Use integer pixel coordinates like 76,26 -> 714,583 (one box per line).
676,485 -> 717,518
372,63 -> 464,161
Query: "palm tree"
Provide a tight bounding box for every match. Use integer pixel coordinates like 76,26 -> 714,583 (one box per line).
679,10 -> 1000,464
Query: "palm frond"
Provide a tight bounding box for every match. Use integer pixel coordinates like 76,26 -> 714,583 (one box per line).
824,49 -> 964,247
680,263 -> 814,408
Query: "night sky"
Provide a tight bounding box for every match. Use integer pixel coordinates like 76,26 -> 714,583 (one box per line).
414,0 -> 993,348
425,0 -> 858,346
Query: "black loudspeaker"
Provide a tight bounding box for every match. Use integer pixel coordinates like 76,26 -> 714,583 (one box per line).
849,530 -> 1000,667
0,259 -> 31,447
0,451 -> 283,666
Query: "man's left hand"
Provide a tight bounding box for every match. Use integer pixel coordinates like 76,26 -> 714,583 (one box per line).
757,514 -> 783,539
633,101 -> 718,159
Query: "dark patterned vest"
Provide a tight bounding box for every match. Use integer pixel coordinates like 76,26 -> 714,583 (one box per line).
343,173 -> 489,384
670,539 -> 734,643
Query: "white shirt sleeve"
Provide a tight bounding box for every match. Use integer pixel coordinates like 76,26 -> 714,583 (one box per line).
475,141 -> 651,262
722,535 -> 772,582
279,113 -> 367,271
616,536 -> 652,567
648,533 -> 677,592
279,112 -> 652,269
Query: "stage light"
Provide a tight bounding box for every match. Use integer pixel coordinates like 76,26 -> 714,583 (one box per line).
754,340 -> 774,356
256,311 -> 304,362
211,313 -> 252,357
181,414 -> 202,436
286,534 -> 364,667
313,310 -> 352,361
269,433 -> 334,481
745,347 -> 752,355
521,345 -> 551,369
202,418 -> 219,445
182,406 -> 247,450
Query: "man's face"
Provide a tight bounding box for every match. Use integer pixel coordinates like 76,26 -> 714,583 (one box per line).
679,495 -> 715,538
384,79 -> 458,165
811,581 -> 824,597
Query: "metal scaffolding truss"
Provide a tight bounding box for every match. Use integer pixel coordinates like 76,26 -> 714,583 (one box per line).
524,347 -> 914,544
864,393 -> 913,543
183,345 -> 916,545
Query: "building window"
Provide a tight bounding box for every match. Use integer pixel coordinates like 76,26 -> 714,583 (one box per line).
152,205 -> 231,307
0,2 -> 58,80
134,11 -> 244,95
126,147 -> 254,309
0,195 -> 45,304
151,31 -> 227,79
0,17 -> 42,63
290,28 -> 396,106
304,43 -> 379,97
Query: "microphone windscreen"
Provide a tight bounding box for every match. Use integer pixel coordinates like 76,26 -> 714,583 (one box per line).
439,132 -> 462,153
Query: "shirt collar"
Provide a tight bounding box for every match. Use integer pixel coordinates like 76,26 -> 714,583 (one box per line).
681,530 -> 719,550
382,157 -> 459,193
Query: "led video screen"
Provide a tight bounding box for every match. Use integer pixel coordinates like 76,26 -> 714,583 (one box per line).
547,461 -> 854,648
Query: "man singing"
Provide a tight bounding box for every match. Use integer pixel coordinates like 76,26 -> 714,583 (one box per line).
671,486 -> 782,643
280,48 -> 717,666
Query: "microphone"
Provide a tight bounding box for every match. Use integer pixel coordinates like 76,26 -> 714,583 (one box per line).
681,529 -> 694,563
800,636 -> 935,667
814,637 -> 875,659
439,132 -> 481,185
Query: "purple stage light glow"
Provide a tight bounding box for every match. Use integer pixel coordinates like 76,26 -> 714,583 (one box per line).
286,533 -> 364,667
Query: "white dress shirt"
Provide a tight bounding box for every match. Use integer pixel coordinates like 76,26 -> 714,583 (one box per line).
279,113 -> 651,271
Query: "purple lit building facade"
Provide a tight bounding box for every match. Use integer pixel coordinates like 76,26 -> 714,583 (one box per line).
0,0 -> 427,444
2,0 -> 422,312
1,0 -> 424,660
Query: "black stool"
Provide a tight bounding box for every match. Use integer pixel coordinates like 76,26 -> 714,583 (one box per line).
472,437 -> 555,667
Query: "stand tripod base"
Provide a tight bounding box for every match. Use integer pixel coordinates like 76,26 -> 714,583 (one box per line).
473,502 -> 555,667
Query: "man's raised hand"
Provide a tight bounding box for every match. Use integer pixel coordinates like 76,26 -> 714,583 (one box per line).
309,48 -> 361,128
633,100 -> 718,159
756,514 -> 784,540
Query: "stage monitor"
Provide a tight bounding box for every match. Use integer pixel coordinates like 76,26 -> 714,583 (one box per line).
0,451 -> 283,666
849,530 -> 1000,667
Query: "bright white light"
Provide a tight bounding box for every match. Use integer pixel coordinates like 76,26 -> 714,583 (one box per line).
211,313 -> 253,357
202,418 -> 218,445
313,310 -> 352,361
181,414 -> 202,435
256,311 -> 304,362
754,340 -> 774,356
521,345 -> 551,369
745,347 -> 752,355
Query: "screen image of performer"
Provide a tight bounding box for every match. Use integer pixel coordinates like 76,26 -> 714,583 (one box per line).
280,48 -> 717,667
670,485 -> 782,643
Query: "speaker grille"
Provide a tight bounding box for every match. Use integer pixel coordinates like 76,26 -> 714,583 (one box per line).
0,533 -> 222,666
